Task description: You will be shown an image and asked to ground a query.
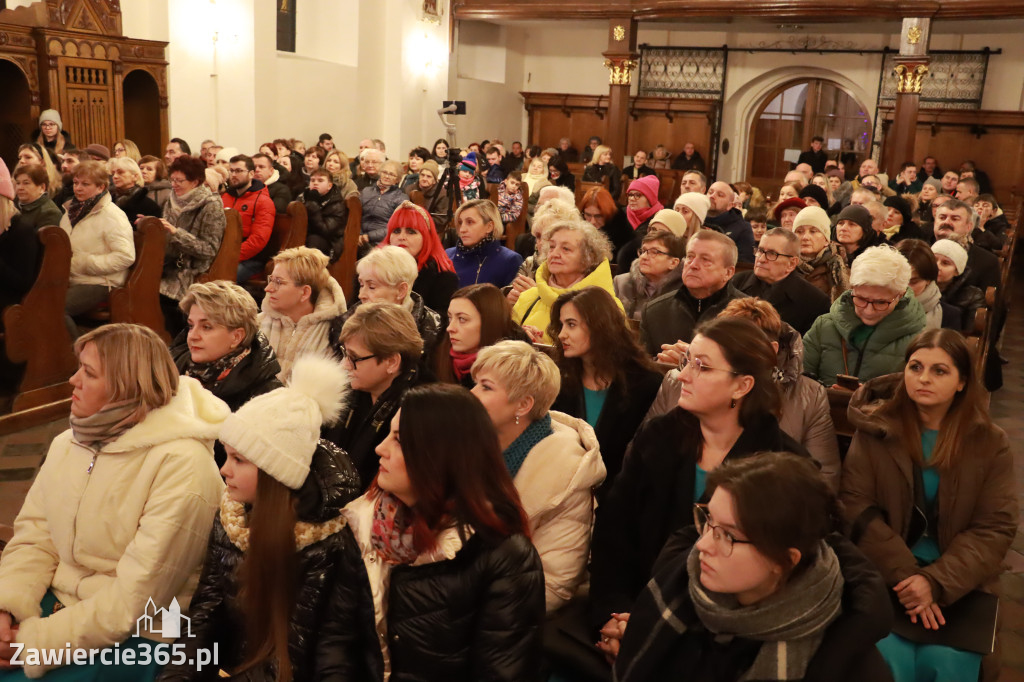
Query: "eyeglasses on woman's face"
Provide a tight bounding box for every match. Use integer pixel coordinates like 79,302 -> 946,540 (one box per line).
851,293 -> 897,311
677,352 -> 741,377
341,347 -> 377,367
694,503 -> 754,557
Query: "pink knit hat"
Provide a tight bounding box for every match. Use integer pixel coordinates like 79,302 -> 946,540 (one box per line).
628,174 -> 661,206
0,159 -> 13,201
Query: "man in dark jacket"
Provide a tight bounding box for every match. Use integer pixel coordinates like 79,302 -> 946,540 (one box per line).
622,149 -> 656,182
933,199 -> 1000,291
252,152 -> 292,214
704,181 -> 755,263
222,155 -> 276,282
301,169 -> 348,262
640,230 -> 748,355
796,136 -> 829,174
671,142 -> 706,173
972,194 -> 1009,253
732,229 -> 831,336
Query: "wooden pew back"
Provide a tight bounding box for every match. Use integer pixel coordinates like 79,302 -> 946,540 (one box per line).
108,219 -> 169,343
198,209 -> 242,284
329,195 -> 363,303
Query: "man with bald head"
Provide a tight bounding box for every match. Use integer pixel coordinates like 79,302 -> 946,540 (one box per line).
783,170 -> 808,190
704,181 -> 755,263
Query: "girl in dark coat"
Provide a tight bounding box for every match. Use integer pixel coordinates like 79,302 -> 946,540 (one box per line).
548,287 -> 661,495
158,356 -> 370,682
301,168 -> 348,261
339,383 -> 545,681
614,453 -> 893,682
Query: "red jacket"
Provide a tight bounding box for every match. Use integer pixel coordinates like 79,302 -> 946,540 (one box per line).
221,180 -> 275,261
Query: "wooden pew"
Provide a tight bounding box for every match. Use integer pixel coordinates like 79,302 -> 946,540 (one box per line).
108,219 -> 169,343
249,201 -> 309,288
655,169 -> 685,208
2,226 -> 77,412
575,180 -> 606,207
197,208 -> 243,284
329,195 -> 363,303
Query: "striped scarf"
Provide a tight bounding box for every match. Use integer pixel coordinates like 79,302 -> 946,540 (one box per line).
70,399 -> 143,450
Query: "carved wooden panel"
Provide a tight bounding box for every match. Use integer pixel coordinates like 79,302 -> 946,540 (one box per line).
58,56 -> 115,146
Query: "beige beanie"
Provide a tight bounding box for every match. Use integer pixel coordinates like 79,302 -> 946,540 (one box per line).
219,355 -> 348,489
673,192 -> 710,224
792,206 -> 832,240
648,209 -> 689,238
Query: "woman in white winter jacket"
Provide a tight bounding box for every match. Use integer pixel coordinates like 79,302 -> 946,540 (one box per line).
0,324 -> 227,680
471,340 -> 606,613
60,160 -> 135,337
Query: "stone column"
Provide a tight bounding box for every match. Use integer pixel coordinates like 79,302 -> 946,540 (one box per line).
885,18 -> 930,176
602,17 -> 638,166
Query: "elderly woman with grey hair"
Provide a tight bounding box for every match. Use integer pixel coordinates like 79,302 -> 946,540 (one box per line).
359,159 -> 405,248
330,245 -> 443,360
508,197 -> 582,304
804,244 -> 927,389
470,340 -> 605,613
512,217 -> 622,343
109,156 -> 162,226
355,147 -> 385,191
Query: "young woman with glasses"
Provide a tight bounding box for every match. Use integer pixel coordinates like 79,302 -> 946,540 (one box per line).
613,453 -> 893,682
589,316 -> 809,664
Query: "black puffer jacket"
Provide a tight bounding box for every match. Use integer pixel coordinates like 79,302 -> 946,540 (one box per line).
157,442 -> 372,682
330,292 -> 442,366
301,185 -> 348,261
114,186 -> 163,226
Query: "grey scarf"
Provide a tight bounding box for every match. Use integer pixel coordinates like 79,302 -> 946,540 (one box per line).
687,541 -> 843,681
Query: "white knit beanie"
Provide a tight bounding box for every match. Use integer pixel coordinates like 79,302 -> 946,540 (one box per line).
216,147 -> 239,163
673,192 -> 710,224
792,206 -> 832,241
931,239 -> 969,275
39,109 -> 62,130
219,355 -> 348,489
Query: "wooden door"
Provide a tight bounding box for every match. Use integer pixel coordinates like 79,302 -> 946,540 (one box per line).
56,56 -> 117,148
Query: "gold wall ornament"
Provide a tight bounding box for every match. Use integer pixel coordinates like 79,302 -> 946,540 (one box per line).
604,58 -> 637,85
894,63 -> 929,94
613,25 -> 625,41
907,26 -> 922,44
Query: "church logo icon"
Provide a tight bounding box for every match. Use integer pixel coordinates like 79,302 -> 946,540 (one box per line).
134,597 -> 192,639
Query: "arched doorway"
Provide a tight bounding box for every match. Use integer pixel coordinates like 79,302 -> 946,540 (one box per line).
0,60 -> 34,170
122,69 -> 161,157
747,79 -> 872,200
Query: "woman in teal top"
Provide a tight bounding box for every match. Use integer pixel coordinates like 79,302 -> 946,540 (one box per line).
841,329 -> 1018,682
548,286 -> 662,494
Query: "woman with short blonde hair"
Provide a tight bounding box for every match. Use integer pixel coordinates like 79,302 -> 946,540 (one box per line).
0,323 -> 226,680
471,340 -> 605,612
113,139 -> 142,163
446,199 -> 523,289
259,246 -> 347,381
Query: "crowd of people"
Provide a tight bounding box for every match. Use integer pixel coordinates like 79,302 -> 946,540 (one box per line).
0,110 -> 1017,682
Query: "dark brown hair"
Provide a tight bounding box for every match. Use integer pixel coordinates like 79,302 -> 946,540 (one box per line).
236,470 -> 298,682
433,284 -> 520,383
706,452 -> 840,578
897,239 -> 939,282
139,155 -> 167,180
396,384 -> 530,549
168,155 -> 208,184
547,287 -> 654,395
693,316 -> 781,425
889,328 -> 989,469
13,163 -> 48,187
641,227 -> 687,258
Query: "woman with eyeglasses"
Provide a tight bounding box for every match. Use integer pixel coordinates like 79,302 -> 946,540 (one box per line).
323,302 -> 424,490
613,221 -> 687,321
548,287 -> 661,495
841,329 -> 1015,682
613,453 -> 893,682
590,317 -> 808,664
359,159 -> 405,249
616,175 -> 664,273
159,155 -> 227,336
804,245 -> 926,390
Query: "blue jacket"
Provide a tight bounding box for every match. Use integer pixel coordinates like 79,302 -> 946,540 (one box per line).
704,208 -> 756,263
360,184 -> 405,246
446,238 -> 523,289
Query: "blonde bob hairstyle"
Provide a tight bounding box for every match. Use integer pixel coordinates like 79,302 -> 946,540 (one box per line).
455,199 -> 505,239
545,219 -> 613,275
272,246 -> 332,303
109,157 -> 145,187
73,160 -> 110,188
357,246 -> 418,304
849,244 -> 912,294
588,145 -> 612,167
114,139 -> 142,162
324,149 -> 353,184
74,323 -> 179,419
471,340 -> 561,422
339,301 -> 423,368
179,280 -> 259,347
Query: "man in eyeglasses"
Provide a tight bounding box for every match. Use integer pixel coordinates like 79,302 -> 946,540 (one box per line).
732,229 -> 831,335
222,154 -> 276,283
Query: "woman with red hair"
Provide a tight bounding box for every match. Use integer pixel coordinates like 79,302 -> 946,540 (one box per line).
383,200 -> 458,313
579,185 -> 632,254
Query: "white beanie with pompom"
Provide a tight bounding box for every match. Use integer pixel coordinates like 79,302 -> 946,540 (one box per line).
219,354 -> 348,489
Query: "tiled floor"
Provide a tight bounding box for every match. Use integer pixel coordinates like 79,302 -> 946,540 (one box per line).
0,268 -> 1021,678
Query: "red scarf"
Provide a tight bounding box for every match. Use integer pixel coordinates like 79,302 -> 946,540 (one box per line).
449,348 -> 478,381
627,200 -> 663,230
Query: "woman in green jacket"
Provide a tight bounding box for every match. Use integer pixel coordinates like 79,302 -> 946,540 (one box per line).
803,245 -> 926,389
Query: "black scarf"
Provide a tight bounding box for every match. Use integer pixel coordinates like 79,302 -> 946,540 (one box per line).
66,190 -> 107,228
456,233 -> 495,255
183,345 -> 251,391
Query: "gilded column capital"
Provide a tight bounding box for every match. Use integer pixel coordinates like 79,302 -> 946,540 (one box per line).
894,62 -> 929,94
603,57 -> 637,86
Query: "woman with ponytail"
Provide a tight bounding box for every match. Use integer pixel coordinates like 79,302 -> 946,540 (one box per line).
340,383 -> 545,680
158,355 -> 370,682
